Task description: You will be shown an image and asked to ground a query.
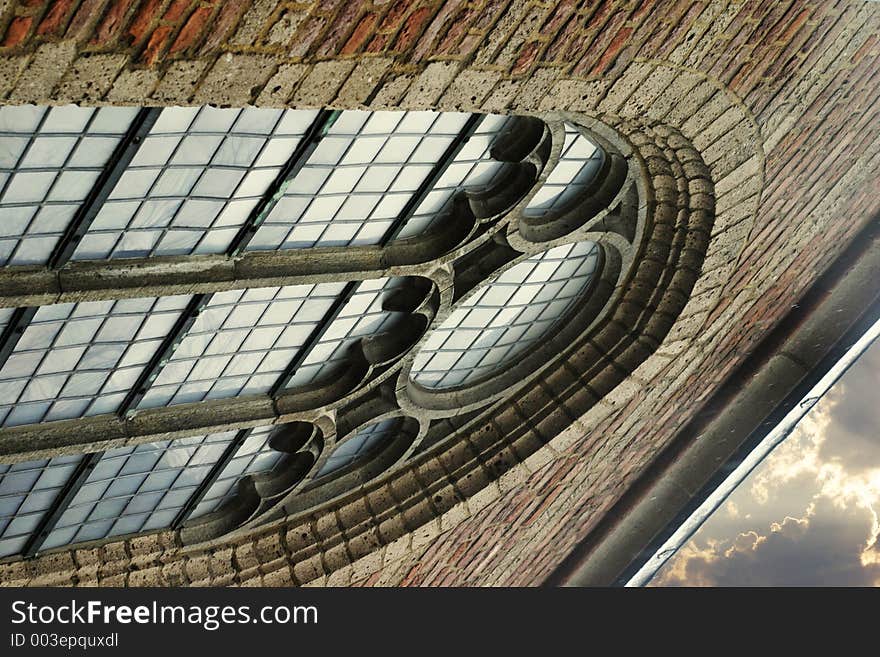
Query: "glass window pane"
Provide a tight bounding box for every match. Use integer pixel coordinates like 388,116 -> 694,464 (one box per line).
316,419 -> 400,477
285,277 -> 410,389
137,283 -> 344,410
411,242 -> 601,389
42,433 -> 236,548
524,123 -> 604,217
247,110 -> 484,251
0,455 -> 81,558
190,426 -> 282,519
72,107 -> 319,261
0,104 -> 134,266
0,295 -> 192,427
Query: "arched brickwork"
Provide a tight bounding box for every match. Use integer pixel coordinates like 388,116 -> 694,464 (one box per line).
0,0 -> 878,586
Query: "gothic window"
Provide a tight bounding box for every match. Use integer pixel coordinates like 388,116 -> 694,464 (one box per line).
0,105 -> 708,560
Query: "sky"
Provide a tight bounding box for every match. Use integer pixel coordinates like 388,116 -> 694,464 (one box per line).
650,336 -> 880,586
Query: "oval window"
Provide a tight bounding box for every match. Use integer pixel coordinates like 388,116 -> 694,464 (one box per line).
410,241 -> 601,389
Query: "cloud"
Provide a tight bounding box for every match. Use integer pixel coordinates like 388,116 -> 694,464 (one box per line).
653,498 -> 880,586
652,340 -> 880,586
817,343 -> 880,472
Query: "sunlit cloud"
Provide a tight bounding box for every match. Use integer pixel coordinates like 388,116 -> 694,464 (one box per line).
652,340 -> 880,586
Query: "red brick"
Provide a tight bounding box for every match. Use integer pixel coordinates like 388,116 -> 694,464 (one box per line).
435,7 -> 476,55
746,0 -> 795,46
772,6 -> 811,45
582,0 -> 615,33
541,0 -> 576,37
0,0 -> 877,593
654,2 -> 707,60
379,0 -> 413,32
852,34 -> 877,66
392,6 -> 431,52
316,0 -> 364,57
168,2 -> 214,55
366,32 -> 388,53
453,31 -> 481,57
544,14 -> 579,62
471,0 -> 510,33
139,23 -> 172,65
162,0 -> 193,23
709,2 -> 777,81
630,0 -> 659,25
91,0 -> 136,45
589,25 -> 632,76
199,0 -> 249,54
288,15 -> 327,58
36,0 -> 76,36
2,16 -> 33,48
412,0 -> 462,61
128,0 -> 162,44
65,0 -> 111,40
341,13 -> 377,55
512,40 -> 541,76
573,10 -> 629,76
639,0 -> 698,57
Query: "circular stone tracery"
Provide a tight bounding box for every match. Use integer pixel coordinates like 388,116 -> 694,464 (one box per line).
176,114 -> 714,550
410,241 -> 601,389
0,100 -> 721,569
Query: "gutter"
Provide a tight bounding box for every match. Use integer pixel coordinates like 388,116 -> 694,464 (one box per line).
545,213 -> 880,587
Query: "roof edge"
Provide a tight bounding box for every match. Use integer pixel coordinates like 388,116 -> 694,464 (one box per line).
545,212 -> 880,587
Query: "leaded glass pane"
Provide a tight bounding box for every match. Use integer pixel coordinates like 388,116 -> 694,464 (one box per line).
396,114 -> 513,238
0,455 -> 81,557
246,111 -> 471,251
525,124 -> 603,216
41,433 -> 234,548
0,105 -> 138,266
189,426 -> 282,519
137,284 -> 344,409
316,419 -> 400,477
0,296 -> 191,426
411,242 -> 600,389
285,277 -> 409,389
71,107 -> 318,260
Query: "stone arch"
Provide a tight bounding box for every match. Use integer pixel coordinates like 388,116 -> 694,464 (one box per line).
0,14 -> 775,586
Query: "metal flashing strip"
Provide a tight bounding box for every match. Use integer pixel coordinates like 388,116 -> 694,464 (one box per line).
626,313 -> 880,586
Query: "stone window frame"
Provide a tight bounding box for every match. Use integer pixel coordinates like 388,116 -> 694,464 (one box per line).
192,110 -> 714,545
0,103 -> 716,560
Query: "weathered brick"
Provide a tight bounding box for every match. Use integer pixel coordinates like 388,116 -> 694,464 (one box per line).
55,52 -> 127,102
290,59 -> 354,106
194,52 -> 276,105
127,0 -> 162,44
150,57 -> 208,103
9,40 -> 76,101
168,3 -> 215,54
139,24 -> 172,65
392,5 -> 432,52
65,0 -> 111,40
334,57 -> 392,106
36,0 -> 77,36
256,60 -> 309,105
0,0 -> 877,593
341,13 -> 377,55
3,16 -> 33,47
200,0 -> 250,53
91,0 -> 137,45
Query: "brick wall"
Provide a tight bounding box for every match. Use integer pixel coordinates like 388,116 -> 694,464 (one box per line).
0,0 -> 878,586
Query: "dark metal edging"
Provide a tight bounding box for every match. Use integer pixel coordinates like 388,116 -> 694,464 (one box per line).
545,214 -> 880,587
